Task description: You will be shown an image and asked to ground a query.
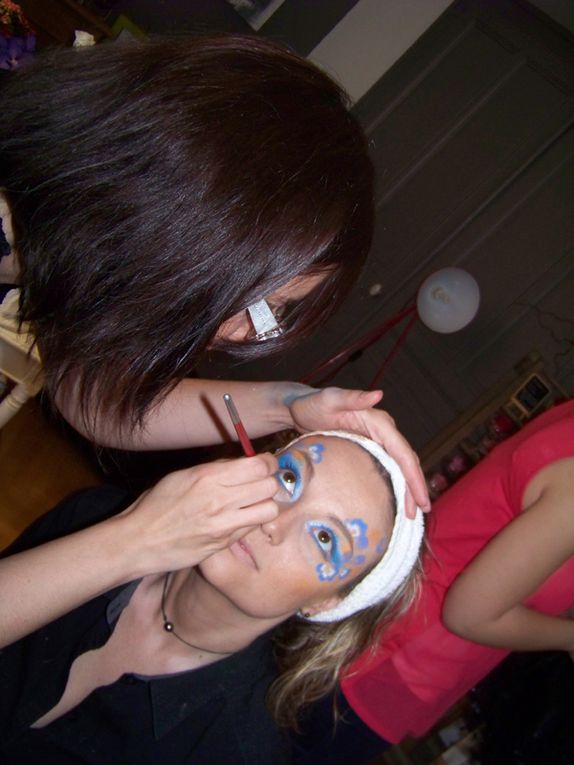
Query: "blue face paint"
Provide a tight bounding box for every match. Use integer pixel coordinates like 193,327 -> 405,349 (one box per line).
376,536 -> 389,556
282,385 -> 320,409
274,442 -> 327,505
306,521 -> 352,582
345,518 -> 369,550
276,442 -> 374,583
302,442 -> 325,464
346,519 -> 372,566
275,451 -> 305,502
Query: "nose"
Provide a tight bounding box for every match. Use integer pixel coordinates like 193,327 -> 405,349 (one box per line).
260,504 -> 293,545
214,311 -> 252,343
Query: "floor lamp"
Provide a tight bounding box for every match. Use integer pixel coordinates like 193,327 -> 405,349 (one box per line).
300,268 -> 480,389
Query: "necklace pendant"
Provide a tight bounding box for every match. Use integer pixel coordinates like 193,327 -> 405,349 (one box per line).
161,572 -> 231,656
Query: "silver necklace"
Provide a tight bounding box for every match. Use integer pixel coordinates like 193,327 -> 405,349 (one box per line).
160,572 -> 231,656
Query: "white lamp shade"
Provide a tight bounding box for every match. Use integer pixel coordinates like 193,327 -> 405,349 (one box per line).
417,268 -> 480,333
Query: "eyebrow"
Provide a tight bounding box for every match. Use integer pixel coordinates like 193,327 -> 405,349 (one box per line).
299,449 -> 315,478
279,446 -> 315,477
327,514 -> 355,553
295,450 -> 315,496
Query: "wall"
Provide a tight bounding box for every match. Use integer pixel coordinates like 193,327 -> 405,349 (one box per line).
309,0 -> 574,103
221,0 -> 574,451
309,0 -> 452,102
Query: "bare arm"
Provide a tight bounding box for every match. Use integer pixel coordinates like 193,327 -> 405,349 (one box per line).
0,514 -> 137,650
442,457 -> 574,651
56,377 -> 299,450
57,379 -> 431,516
0,454 -> 279,649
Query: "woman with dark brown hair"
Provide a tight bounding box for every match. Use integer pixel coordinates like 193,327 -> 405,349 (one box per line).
0,33 -> 384,440
0,34 -> 427,489
0,33 -> 428,606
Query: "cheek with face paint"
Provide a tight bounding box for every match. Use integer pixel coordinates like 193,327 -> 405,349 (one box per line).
376,535 -> 390,555
345,518 -> 369,566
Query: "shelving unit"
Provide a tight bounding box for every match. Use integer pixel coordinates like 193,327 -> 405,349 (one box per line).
420,351 -> 568,499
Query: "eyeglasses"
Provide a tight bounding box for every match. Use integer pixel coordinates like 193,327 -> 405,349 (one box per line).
246,299 -> 284,342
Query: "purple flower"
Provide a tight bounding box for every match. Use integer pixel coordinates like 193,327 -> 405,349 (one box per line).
0,33 -> 35,70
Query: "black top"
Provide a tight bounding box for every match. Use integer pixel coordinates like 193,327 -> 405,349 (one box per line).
0,487 -> 291,764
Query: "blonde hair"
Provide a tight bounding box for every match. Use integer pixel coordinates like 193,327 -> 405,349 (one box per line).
268,558 -> 422,729
266,432 -> 424,728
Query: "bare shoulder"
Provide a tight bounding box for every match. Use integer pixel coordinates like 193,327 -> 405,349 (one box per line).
522,456 -> 574,512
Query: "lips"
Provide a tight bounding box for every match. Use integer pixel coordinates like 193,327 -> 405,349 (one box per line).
230,538 -> 257,570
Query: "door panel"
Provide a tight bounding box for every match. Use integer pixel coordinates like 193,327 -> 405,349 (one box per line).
203,0 -> 574,450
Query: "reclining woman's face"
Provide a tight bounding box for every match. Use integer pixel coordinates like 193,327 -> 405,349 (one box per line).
200,435 -> 396,622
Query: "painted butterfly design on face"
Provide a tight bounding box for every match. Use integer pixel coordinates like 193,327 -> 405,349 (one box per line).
310,518 -> 375,582
304,443 -> 325,464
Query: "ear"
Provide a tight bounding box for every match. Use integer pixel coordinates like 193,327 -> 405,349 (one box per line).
303,594 -> 342,618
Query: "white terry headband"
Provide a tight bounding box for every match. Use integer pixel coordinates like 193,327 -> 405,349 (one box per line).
288,430 -> 424,623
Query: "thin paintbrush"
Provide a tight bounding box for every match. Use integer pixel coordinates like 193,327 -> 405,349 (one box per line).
223,393 -> 256,457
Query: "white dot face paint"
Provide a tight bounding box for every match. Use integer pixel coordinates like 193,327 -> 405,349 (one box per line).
198,436 -> 396,622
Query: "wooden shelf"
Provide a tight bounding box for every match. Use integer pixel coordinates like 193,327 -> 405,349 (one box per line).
420,351 -> 568,499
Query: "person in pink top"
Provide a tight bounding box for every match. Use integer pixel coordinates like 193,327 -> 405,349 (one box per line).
292,398 -> 574,764
344,398 -> 574,742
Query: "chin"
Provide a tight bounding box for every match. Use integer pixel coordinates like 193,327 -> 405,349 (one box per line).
198,552 -> 304,620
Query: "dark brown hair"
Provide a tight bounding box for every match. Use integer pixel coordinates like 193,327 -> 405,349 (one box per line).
0,34 -> 374,433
